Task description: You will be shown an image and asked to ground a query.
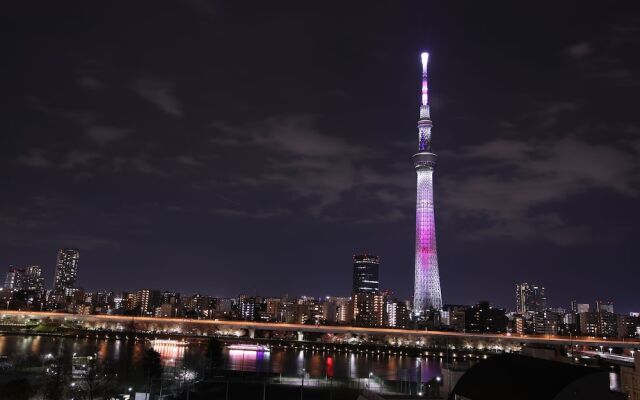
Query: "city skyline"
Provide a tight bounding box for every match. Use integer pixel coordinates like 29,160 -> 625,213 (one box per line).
2,2 -> 640,312
1,247 -> 626,315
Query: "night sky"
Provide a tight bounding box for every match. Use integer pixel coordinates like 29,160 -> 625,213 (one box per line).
2,1 -> 640,312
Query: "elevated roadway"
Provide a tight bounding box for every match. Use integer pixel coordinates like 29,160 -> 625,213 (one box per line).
1,310 -> 638,349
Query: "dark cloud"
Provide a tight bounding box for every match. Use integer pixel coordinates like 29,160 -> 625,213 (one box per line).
176,155 -> 202,167
86,125 -> 130,145
77,76 -> 104,89
212,207 -> 290,219
62,151 -> 101,169
133,79 -> 183,117
112,155 -> 167,177
563,42 -> 593,58
18,149 -> 52,168
441,136 -> 640,244
213,114 -> 412,218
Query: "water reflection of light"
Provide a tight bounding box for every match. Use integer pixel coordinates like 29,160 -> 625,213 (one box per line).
271,351 -> 285,374
228,349 -> 258,372
349,353 -> 357,378
97,340 -> 109,362
308,353 -> 323,377
297,350 -> 305,372
30,336 -> 41,353
149,341 -> 185,367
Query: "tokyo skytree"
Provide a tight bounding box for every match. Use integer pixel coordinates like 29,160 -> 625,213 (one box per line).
412,52 -> 443,315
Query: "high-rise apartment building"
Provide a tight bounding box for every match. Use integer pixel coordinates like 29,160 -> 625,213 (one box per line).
135,289 -> 161,316
322,296 -> 350,324
386,300 -> 410,328
52,248 -> 80,294
240,296 -> 256,321
21,266 -> 44,294
352,292 -> 384,327
352,255 -> 379,293
4,267 -> 21,290
515,283 -> 546,314
3,265 -> 44,308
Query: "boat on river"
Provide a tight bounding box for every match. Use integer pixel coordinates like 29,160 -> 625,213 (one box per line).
148,338 -> 189,347
227,343 -> 270,352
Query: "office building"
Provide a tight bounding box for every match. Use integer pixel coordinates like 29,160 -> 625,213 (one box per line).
515,283 -> 546,314
597,300 -> 615,314
352,254 -> 379,293
465,301 -> 508,333
351,254 -> 384,327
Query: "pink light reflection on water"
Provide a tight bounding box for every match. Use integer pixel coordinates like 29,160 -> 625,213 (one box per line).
227,349 -> 268,372
150,342 -> 185,367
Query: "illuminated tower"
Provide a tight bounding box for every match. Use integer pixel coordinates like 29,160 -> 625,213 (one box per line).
413,52 -> 442,315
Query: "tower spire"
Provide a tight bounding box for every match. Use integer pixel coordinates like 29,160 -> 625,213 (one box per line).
418,52 -> 433,152
421,52 -> 429,108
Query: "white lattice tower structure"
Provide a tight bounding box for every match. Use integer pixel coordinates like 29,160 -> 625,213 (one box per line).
413,52 -> 443,316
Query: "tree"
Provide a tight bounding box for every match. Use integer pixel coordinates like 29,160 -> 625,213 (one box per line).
142,348 -> 163,397
69,358 -> 118,400
206,337 -> 223,374
1,379 -> 34,400
42,359 -> 68,400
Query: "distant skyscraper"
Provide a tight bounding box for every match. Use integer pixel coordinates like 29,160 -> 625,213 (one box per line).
596,300 -> 614,314
352,254 -> 379,293
351,255 -> 383,327
575,303 -> 590,313
5,265 -> 45,307
21,265 -> 44,294
515,283 -> 546,313
4,267 -> 22,290
52,248 -> 80,294
413,52 -> 443,315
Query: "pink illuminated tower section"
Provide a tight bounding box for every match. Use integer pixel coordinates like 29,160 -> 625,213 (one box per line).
413,52 -> 443,316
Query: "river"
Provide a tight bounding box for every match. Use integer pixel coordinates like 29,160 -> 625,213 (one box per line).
0,334 -> 448,383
